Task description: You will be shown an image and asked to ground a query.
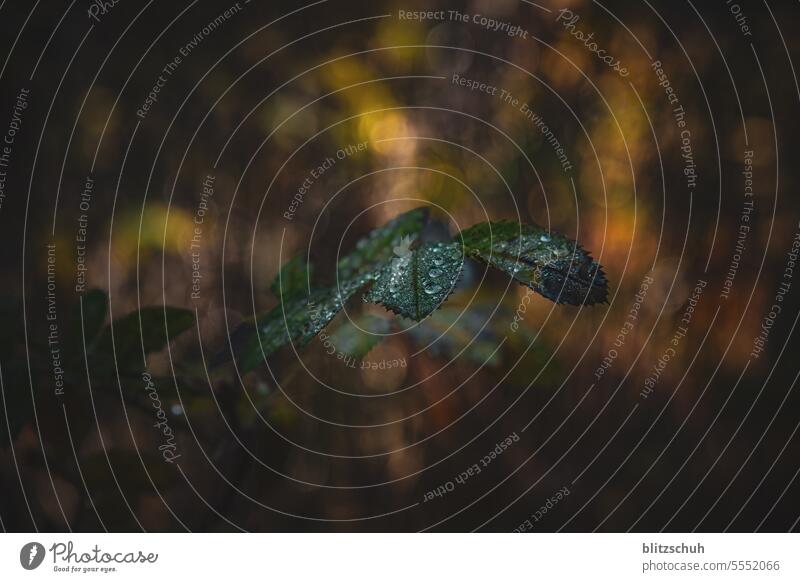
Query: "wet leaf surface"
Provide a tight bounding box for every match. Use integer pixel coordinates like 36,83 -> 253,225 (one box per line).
364,241 -> 464,320
456,221 -> 608,305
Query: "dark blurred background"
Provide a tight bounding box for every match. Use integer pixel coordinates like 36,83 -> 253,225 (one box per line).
1,0 -> 799,532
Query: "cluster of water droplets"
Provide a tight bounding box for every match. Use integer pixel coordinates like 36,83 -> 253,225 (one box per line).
483,231 -> 579,281
255,273 -> 376,354
385,254 -> 411,301
423,243 -> 462,295
365,241 -> 464,319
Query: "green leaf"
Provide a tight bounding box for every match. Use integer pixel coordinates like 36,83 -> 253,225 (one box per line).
456,221 -> 608,305
329,314 -> 390,359
62,289 -> 107,350
336,207 -> 429,280
364,241 -> 464,320
93,307 -> 195,375
270,255 -> 312,300
231,275 -> 371,373
216,210 -> 610,373
79,289 -> 109,342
